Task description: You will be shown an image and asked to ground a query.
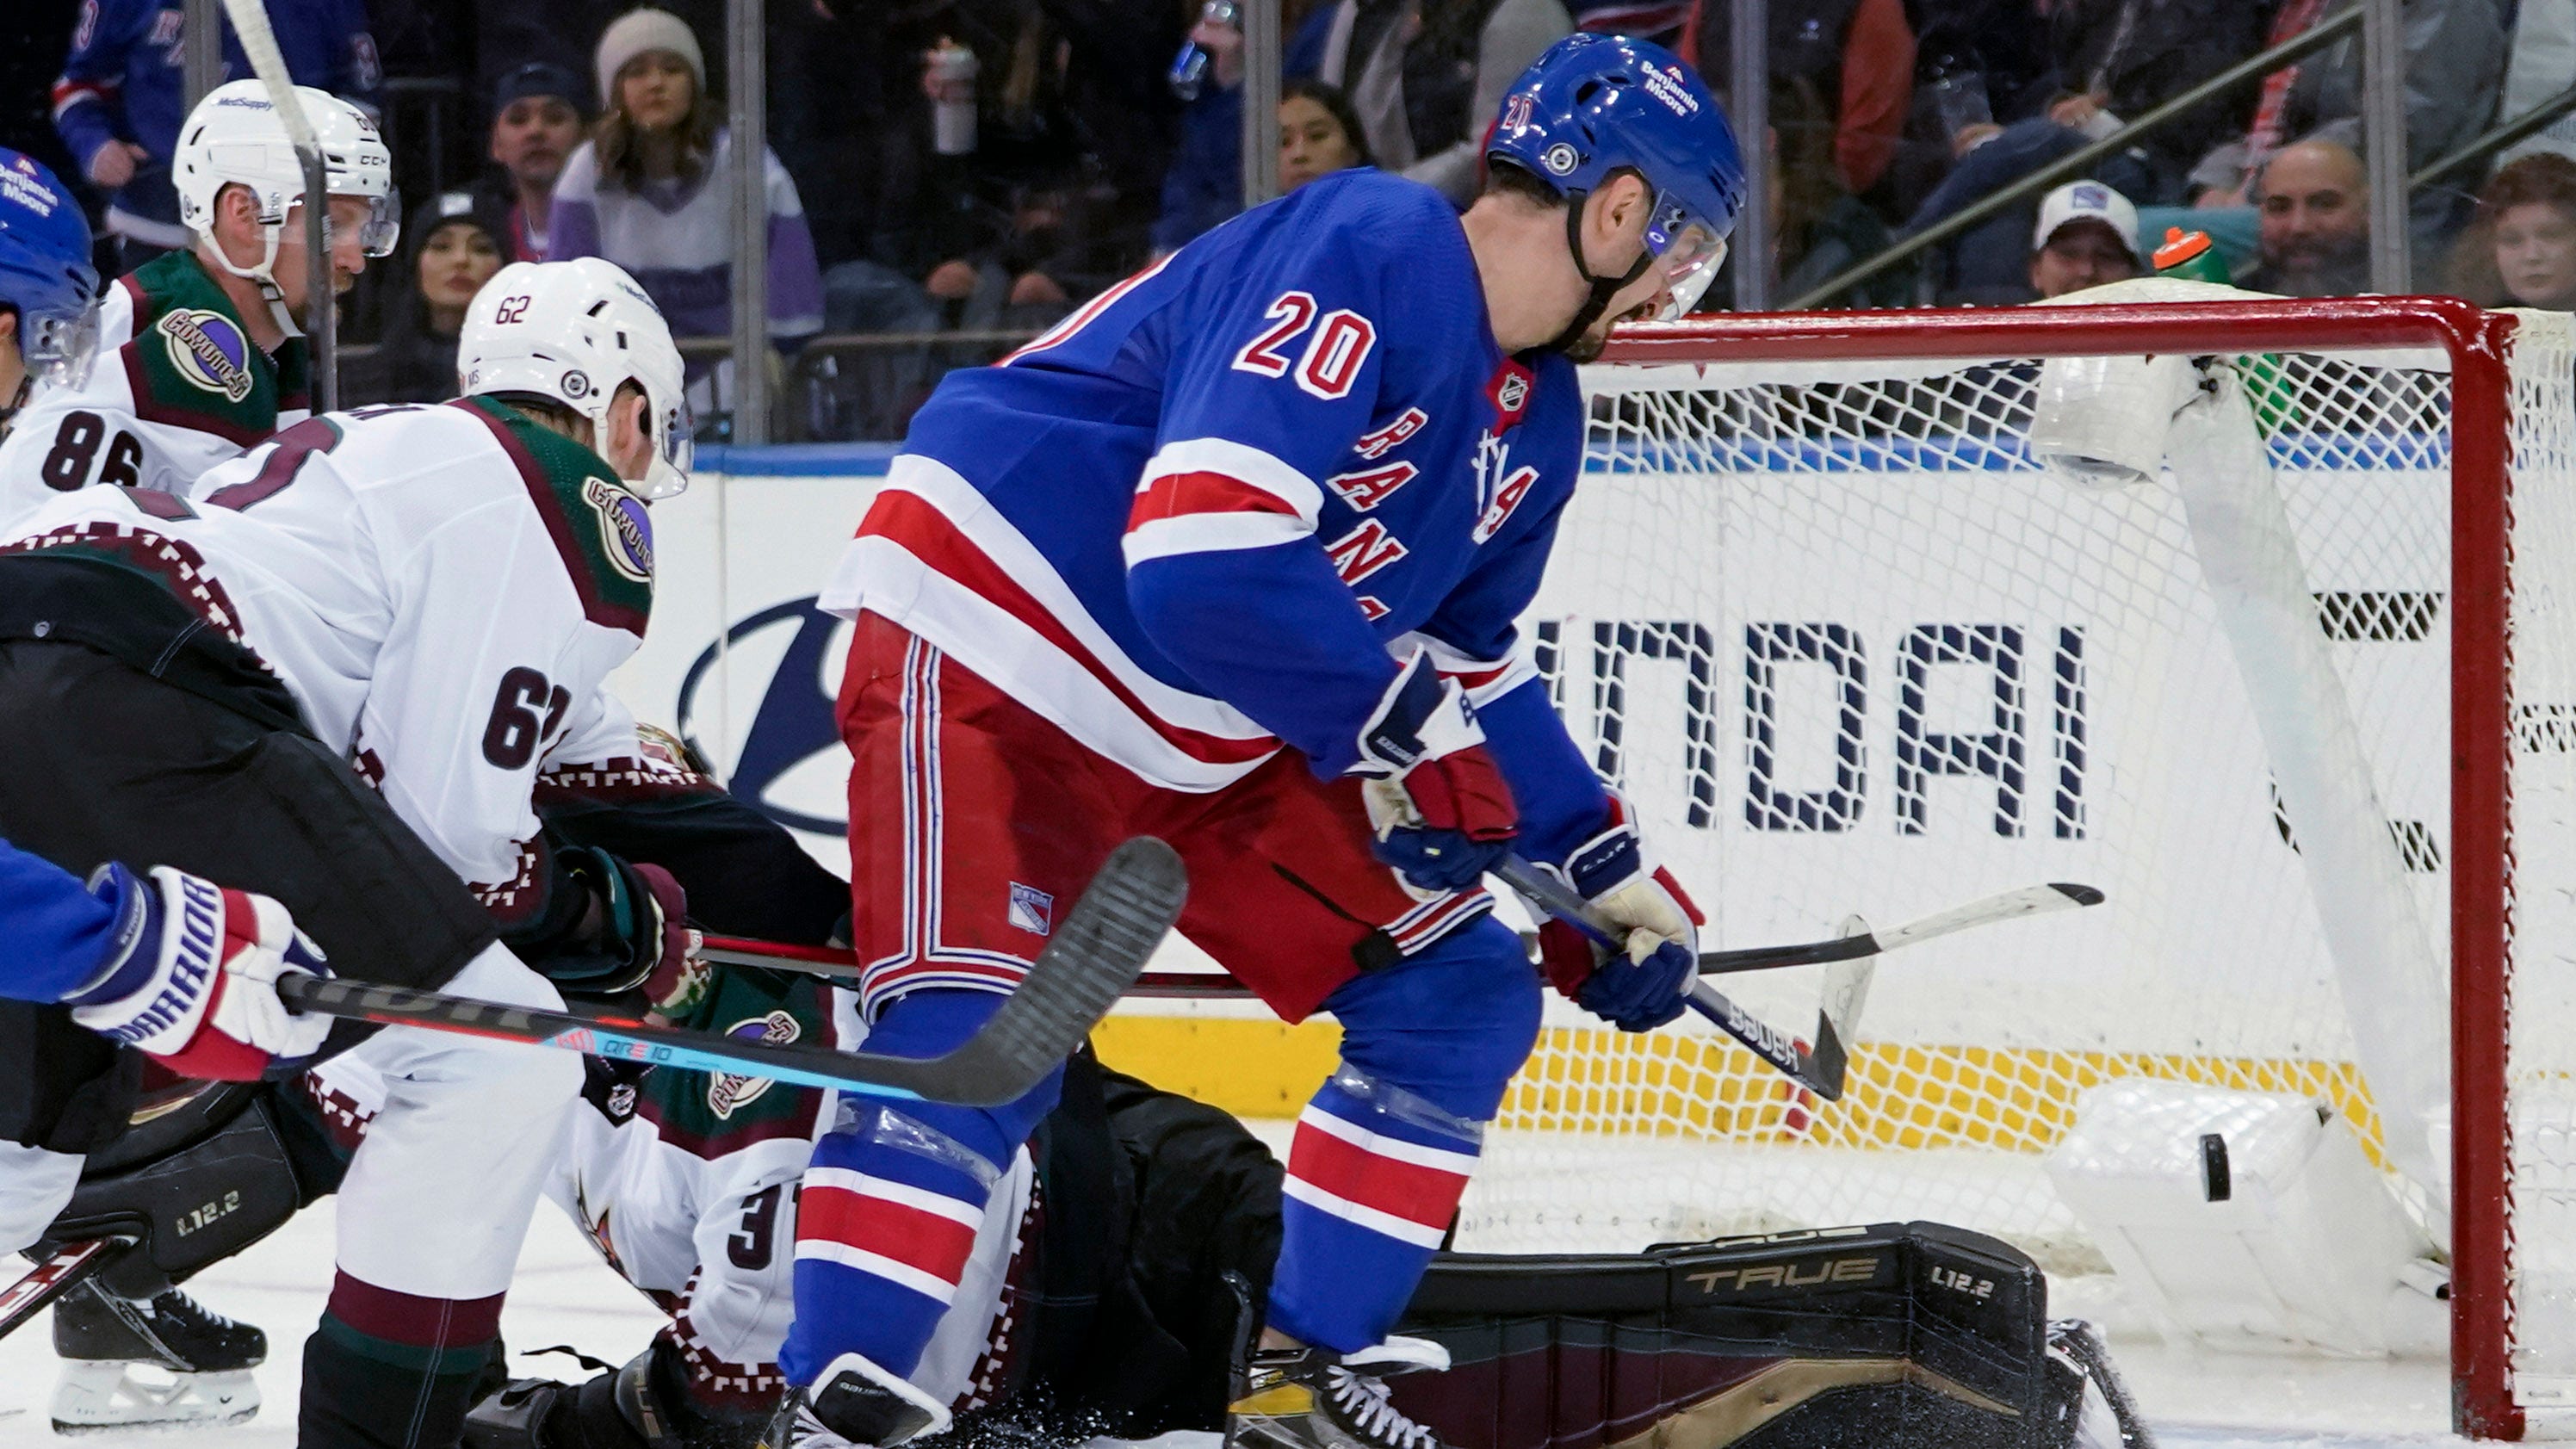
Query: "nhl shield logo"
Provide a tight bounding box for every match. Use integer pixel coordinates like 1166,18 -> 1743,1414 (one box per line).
583,477 -> 655,584
158,310 -> 255,403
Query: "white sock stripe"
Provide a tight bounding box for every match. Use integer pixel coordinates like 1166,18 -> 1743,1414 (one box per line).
1295,1105 -> 1481,1175
1279,1176 -> 1448,1248
802,1168 -> 986,1228
793,1241 -> 962,1303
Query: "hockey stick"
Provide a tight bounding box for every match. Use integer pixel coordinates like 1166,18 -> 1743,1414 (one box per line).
214,0 -> 337,411
704,883 -> 2102,994
0,1238 -> 127,1346
700,936 -> 1239,999
1490,857 -> 1875,1101
1694,882 -> 2105,975
282,837 -> 1185,1106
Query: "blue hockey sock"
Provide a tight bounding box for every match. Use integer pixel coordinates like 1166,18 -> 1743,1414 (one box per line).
778,989 -> 1060,1385
1265,918 -> 1540,1351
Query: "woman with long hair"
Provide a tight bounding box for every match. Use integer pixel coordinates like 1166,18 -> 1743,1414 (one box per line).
2449,152 -> 2576,311
344,191 -> 509,406
550,9 -> 825,400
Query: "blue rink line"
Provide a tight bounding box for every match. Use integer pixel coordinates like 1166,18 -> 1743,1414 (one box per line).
699,432 -> 2450,480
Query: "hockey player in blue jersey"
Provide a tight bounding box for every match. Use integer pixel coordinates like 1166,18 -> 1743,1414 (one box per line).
782,34 -> 1743,1449
0,839 -> 331,1078
53,0 -> 379,263
0,148 -> 102,427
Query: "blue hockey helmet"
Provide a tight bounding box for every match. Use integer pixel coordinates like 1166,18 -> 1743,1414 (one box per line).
1485,34 -> 1745,328
0,148 -> 101,408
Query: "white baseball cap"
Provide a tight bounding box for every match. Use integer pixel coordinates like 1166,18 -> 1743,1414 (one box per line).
2033,181 -> 2141,261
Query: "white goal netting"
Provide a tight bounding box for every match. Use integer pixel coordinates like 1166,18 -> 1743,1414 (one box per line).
1446,296 -> 2576,1417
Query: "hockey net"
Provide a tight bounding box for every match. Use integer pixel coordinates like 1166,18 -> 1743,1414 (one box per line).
1450,288 -> 2576,1435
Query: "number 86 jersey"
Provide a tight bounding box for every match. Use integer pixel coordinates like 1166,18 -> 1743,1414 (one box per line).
0,396 -> 652,902
0,251 -> 312,531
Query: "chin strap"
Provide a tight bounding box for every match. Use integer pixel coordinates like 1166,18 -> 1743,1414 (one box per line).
201,226 -> 304,338
1544,189 -> 1656,356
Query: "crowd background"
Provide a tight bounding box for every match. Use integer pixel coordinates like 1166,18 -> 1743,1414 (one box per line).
6,0 -> 2576,442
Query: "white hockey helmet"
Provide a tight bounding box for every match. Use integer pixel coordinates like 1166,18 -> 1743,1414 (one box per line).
459,258 -> 693,499
173,81 -> 397,326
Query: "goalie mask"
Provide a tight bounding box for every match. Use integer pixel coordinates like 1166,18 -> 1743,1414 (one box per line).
458,258 -> 694,499
172,81 -> 398,336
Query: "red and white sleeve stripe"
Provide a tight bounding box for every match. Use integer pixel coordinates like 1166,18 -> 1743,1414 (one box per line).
1123,437 -> 1324,567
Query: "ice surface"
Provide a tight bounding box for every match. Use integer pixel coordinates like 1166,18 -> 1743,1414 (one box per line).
0,1190 -> 2483,1447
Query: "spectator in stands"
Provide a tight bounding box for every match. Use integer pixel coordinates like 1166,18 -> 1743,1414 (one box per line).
53,0 -> 380,268
2186,0 -> 2505,257
1773,77 -> 1910,307
344,190 -> 508,406
484,62 -> 588,263
1680,0 -> 1914,203
1293,0 -> 1573,205
2446,152 -> 2576,310
2026,0 -> 2263,206
1156,77 -> 1372,254
2025,179 -> 2140,299
2245,137 -> 2371,298
1279,80 -> 1373,191
551,7 -> 823,356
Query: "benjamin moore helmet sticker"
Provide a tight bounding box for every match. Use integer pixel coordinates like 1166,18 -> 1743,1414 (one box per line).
158,309 -> 255,403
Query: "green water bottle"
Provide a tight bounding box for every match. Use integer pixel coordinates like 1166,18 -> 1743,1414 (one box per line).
2155,226 -> 2294,434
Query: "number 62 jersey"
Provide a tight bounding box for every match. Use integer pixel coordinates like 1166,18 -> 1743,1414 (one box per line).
0,396 -> 654,902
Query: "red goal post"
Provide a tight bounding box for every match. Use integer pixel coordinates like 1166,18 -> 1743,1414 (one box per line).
1584,296 -> 2530,1436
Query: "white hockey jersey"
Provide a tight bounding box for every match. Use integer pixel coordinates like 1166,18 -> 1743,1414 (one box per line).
0,395 -> 652,896
0,249 -> 309,528
300,977 -> 1037,1421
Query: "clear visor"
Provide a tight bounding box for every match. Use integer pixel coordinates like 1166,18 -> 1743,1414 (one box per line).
663,399 -> 695,474
1644,195 -> 1728,319
634,397 -> 696,500
23,301 -> 102,393
353,185 -> 400,257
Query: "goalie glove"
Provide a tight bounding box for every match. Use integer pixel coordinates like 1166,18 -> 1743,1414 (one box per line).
1533,796 -> 1704,1032
65,865 -> 332,1081
1353,651 -> 1518,895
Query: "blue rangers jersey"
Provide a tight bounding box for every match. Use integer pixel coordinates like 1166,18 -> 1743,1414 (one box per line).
53,0 -> 377,248
820,168 -> 1611,857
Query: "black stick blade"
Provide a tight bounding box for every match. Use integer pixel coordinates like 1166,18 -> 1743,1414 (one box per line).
2050,882 -> 2108,907
944,838 -> 1188,1091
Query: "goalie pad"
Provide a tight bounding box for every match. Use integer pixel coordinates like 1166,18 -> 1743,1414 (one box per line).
1387,1221 -> 2150,1449
34,1081 -> 320,1303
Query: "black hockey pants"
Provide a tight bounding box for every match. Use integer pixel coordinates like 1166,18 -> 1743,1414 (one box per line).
0,639 -> 499,1153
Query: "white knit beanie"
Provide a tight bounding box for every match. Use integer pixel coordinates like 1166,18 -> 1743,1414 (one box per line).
595,9 -> 706,110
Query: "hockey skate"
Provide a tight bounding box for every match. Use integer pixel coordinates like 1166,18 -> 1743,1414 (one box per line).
759,1352 -> 952,1449
1227,1336 -> 1452,1449
49,1280 -> 263,1434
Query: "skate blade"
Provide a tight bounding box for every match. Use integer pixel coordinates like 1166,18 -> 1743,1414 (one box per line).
51,1364 -> 259,1434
